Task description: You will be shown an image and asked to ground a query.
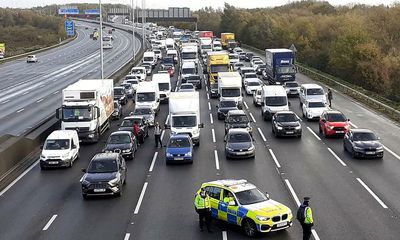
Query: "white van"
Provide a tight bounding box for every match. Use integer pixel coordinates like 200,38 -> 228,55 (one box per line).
181,62 -> 197,80
130,67 -> 146,81
166,49 -> 178,64
143,51 -> 157,68
40,130 -> 80,170
165,38 -> 175,50
152,73 -> 171,103
299,83 -> 327,107
135,81 -> 160,113
261,85 -> 289,120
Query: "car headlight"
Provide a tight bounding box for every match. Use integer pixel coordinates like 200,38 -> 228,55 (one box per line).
376,146 -> 383,150
108,177 -> 120,186
40,154 -> 46,160
256,216 -> 270,221
166,152 -> 173,157
276,125 -> 283,130
185,152 -> 192,157
226,146 -> 234,151
246,126 -> 252,132
81,179 -> 90,185
345,125 -> 350,129
61,153 -> 69,159
295,125 -> 301,130
353,146 -> 363,151
248,145 -> 255,151
122,149 -> 131,153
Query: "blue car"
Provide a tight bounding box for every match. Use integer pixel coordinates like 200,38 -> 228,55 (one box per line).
165,134 -> 193,164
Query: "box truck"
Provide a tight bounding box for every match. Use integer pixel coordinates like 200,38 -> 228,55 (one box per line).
264,48 -> 296,85
217,72 -> 243,109
221,33 -> 237,52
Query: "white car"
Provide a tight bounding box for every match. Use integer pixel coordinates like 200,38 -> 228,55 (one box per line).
302,100 -> 329,120
284,81 -> 300,96
233,62 -> 245,71
251,60 -> 264,69
228,53 -> 240,65
252,87 -> 263,106
233,47 -> 244,54
153,48 -> 162,60
124,77 -> 139,92
242,72 -> 259,87
178,83 -> 196,92
245,79 -> 263,95
130,67 -> 146,81
27,55 -> 38,63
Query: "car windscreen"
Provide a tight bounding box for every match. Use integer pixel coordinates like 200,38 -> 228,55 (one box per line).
127,80 -> 138,85
228,132 -> 251,143
353,132 -> 377,141
62,107 -> 93,121
162,57 -> 174,64
182,68 -> 196,75
257,64 -> 266,69
245,74 -> 257,79
114,88 -> 124,95
201,45 -> 212,49
108,134 -> 131,144
120,119 -> 135,127
44,139 -> 70,150
182,52 -> 196,59
327,113 -> 347,122
180,84 -> 194,89
229,55 -> 239,59
131,69 -> 144,74
220,101 -> 236,108
87,159 -> 118,173
241,69 -> 254,75
123,84 -> 131,89
285,82 -> 298,87
187,75 -> 201,81
247,81 -> 260,86
134,108 -> 152,115
228,115 -> 249,124
235,188 -> 268,205
144,57 -> 154,62
221,88 -> 240,97
168,137 -> 191,148
158,83 -> 170,91
172,116 -> 197,127
211,65 -> 229,73
235,63 -> 244,67
308,102 -> 326,108
306,88 -> 324,95
276,113 -> 297,122
136,92 -> 155,102
265,96 -> 287,106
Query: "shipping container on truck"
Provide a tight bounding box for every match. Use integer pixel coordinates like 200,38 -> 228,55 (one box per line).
264,48 -> 296,85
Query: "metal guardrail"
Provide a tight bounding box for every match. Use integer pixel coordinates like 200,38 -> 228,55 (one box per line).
241,44 -> 400,122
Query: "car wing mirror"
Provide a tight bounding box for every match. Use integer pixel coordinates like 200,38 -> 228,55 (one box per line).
40,145 -> 43,150
377,136 -> 381,140
72,145 -> 77,149
198,123 -> 204,128
81,168 -> 86,173
165,124 -> 171,129
265,192 -> 270,198
347,118 -> 350,122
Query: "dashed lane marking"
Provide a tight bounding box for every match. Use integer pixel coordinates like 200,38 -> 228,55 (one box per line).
257,127 -> 267,142
16,108 -> 24,113
42,215 -> 58,231
149,152 -> 158,172
356,178 -> 388,209
124,233 -> 131,240
327,147 -> 347,167
210,113 -> 214,124
214,150 -> 220,170
212,129 -> 216,143
269,149 -> 281,168
249,112 -> 256,123
208,102 -> 211,111
307,127 -> 321,141
243,101 -> 249,110
134,182 -> 148,214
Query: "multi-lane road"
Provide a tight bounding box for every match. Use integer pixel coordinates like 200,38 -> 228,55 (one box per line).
0,20 -> 141,136
1,32 -> 400,240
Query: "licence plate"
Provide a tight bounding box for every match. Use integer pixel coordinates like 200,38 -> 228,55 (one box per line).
366,151 -> 375,155
174,157 -> 184,160
94,189 -> 106,193
286,131 -> 294,134
277,222 -> 287,228
336,131 -> 344,133
48,161 -> 58,165
236,152 -> 246,155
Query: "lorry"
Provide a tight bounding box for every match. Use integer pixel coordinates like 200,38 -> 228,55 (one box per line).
199,37 -> 213,58
167,92 -> 204,146
152,73 -> 171,103
199,31 -> 213,38
56,79 -> 114,143
135,81 -> 160,113
165,38 -> 175,50
264,48 -> 296,85
221,33 -> 237,52
217,72 -> 243,109
181,43 -> 198,67
206,51 -> 231,86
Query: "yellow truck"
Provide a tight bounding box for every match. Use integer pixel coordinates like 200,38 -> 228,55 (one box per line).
206,51 -> 231,87
221,33 -> 237,52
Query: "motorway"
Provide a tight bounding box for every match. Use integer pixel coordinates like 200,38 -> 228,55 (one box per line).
1,37 -> 400,240
0,20 -> 141,136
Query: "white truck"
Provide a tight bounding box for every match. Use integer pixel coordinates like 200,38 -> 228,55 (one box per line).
165,38 -> 175,50
152,73 -> 171,103
181,43 -> 199,67
167,92 -> 204,146
135,81 -> 160,113
56,79 -> 114,143
218,72 -> 243,109
199,37 -> 213,57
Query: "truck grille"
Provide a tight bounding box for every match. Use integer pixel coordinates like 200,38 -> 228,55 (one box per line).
65,127 -> 90,132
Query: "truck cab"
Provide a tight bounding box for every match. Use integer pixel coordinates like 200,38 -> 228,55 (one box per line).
206,51 -> 231,86
264,49 -> 296,85
218,72 -> 243,109
152,73 -> 171,103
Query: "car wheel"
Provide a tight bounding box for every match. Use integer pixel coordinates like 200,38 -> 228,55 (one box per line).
68,159 -> 73,168
242,219 -> 257,237
297,134 -> 302,138
343,143 -> 347,152
319,125 -> 322,133
351,148 -> 357,158
40,165 -> 47,170
116,184 -> 123,197
131,150 -> 135,159
197,140 -> 200,147
82,193 -> 88,200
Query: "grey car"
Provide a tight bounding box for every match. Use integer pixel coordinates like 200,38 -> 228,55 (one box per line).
224,129 -> 255,159
112,101 -> 123,120
102,131 -> 138,160
132,106 -> 155,126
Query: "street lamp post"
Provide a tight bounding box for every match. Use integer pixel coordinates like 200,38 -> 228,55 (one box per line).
142,0 -> 145,48
99,0 -> 104,79
132,0 -> 135,60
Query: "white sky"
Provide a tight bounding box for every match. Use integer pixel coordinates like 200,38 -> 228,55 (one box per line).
0,0 -> 397,9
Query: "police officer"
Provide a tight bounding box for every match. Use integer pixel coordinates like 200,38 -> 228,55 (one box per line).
223,192 -> 234,204
297,197 -> 314,240
194,188 -> 212,232
327,88 -> 333,107
154,122 -> 163,148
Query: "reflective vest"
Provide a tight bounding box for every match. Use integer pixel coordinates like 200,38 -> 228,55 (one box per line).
223,196 -> 234,203
304,207 -> 314,224
194,194 -> 211,210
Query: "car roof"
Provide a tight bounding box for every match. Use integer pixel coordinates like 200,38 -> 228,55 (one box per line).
205,179 -> 256,193
325,110 -> 344,115
47,130 -> 77,140
227,109 -> 246,115
350,128 -> 374,133
93,152 -> 119,161
170,133 -> 191,139
114,86 -> 124,90
275,111 -> 296,115
301,83 -> 322,89
124,115 -> 144,120
227,128 -> 250,135
110,131 -> 132,136
244,72 -> 257,76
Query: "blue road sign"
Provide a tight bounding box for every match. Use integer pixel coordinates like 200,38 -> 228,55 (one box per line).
65,20 -> 75,37
84,9 -> 100,15
58,8 -> 79,15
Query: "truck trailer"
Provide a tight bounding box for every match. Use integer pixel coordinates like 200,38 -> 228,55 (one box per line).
264,48 -> 296,85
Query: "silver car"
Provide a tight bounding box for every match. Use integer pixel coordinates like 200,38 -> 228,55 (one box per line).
132,106 -> 155,126
252,87 -> 263,106
284,81 -> 300,97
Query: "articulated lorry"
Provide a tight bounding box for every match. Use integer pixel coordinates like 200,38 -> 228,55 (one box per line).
167,92 -> 204,146
264,48 -> 296,85
221,33 -> 238,52
56,79 -> 114,143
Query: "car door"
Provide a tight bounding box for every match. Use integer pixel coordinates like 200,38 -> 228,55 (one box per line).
71,138 -> 78,160
204,186 -> 222,219
344,132 -> 353,151
220,189 -> 239,225
119,156 -> 127,182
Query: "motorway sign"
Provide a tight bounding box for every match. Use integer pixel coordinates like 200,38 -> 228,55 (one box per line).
85,9 -> 100,15
58,8 -> 79,15
65,20 -> 75,37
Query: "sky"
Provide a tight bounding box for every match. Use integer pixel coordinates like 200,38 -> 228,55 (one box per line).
0,0 -> 397,9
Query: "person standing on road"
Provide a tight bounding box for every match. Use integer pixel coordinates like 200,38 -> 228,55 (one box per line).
297,197 -> 314,240
133,121 -> 141,146
327,88 -> 333,107
194,188 -> 212,232
154,122 -> 163,148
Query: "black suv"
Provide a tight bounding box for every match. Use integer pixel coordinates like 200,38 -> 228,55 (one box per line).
118,115 -> 149,143
114,87 -> 127,105
217,100 -> 238,120
81,153 -> 127,199
224,110 -> 252,135
272,111 -> 302,138
102,131 -> 138,159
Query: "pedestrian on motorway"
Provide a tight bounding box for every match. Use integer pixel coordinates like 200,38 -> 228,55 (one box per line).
133,121 -> 141,146
327,88 -> 333,107
154,122 -> 163,148
194,188 -> 212,232
297,197 -> 314,240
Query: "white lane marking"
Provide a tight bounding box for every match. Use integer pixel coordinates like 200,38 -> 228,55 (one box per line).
214,150 -> 220,170
53,91 -> 59,95
124,233 -> 131,240
268,149 -> 281,168
249,112 -> 256,123
383,145 -> 400,161
206,86 -> 209,92
160,130 -> 165,141
208,102 -> 211,111
1,99 -> 10,104
257,127 -> 267,142
0,160 -> 39,196
175,85 -> 178,92
134,182 -> 149,214
207,93 -> 210,100
165,114 -> 170,125
36,98 -> 44,103
284,179 -> 301,206
149,152 -> 158,172
307,127 -> 321,141
222,231 -> 228,240
210,113 -> 214,124
42,214 -> 58,231
16,108 -> 24,113
212,129 -> 216,143
22,91 -> 29,95
327,147 -> 347,167
349,122 -> 358,128
312,229 -> 321,240
243,101 -> 249,110
356,178 -> 388,209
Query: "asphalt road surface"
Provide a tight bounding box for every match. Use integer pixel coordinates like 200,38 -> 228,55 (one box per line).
0,20 -> 141,136
0,45 -> 400,240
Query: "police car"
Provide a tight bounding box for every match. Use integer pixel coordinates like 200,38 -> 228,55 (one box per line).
196,179 -> 292,237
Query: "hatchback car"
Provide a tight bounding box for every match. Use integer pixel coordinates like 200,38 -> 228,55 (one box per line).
178,83 -> 195,92
245,79 -> 262,95
132,106 -> 155,126
225,129 -> 255,159
225,110 -> 252,134
112,101 -> 123,120
165,134 -> 193,164
245,52 -> 254,62
217,99 -> 238,120
210,83 -> 219,98
27,55 -> 38,63
81,153 -> 126,199
284,81 -> 300,97
343,129 -> 384,158
242,72 -> 259,87
141,63 -> 152,76
121,82 -> 134,98
233,62 -> 245,71
181,75 -> 202,89
118,116 -> 149,143
102,131 -> 138,160
302,100 -> 329,121
272,111 -> 302,138
252,87 -> 263,106
319,110 -> 350,137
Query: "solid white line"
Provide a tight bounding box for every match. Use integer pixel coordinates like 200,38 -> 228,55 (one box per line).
207,93 -> 210,100
327,147 -> 347,167
222,231 -> 228,240
42,215 -> 58,231
0,161 -> 39,196
124,233 -> 131,240
214,150 -> 220,170
53,91 -> 59,95
243,101 -> 249,109
383,145 -> 400,161
210,113 -> 213,124
249,112 -> 256,123
160,130 -> 165,141
284,179 -> 301,206
1,99 -> 10,104
16,108 -> 24,113
307,127 -> 321,141
212,129 -> 216,143
149,152 -> 158,172
257,127 -> 267,142
349,122 -> 358,128
356,178 -> 388,209
36,98 -> 44,103
268,149 -> 281,168
208,102 -> 211,111
134,182 -> 148,214
165,114 -> 170,125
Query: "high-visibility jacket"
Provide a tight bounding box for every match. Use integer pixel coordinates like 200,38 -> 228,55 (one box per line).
194,194 -> 211,210
223,196 -> 234,203
304,207 -> 314,224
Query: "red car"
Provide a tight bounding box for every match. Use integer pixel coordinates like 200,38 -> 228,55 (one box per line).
319,110 -> 350,137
